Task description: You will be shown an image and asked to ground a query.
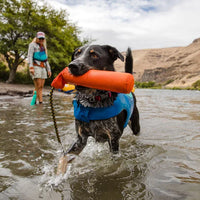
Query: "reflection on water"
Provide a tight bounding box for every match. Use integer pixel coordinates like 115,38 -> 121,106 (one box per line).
0,89 -> 200,200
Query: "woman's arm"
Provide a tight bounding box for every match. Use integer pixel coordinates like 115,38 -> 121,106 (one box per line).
46,61 -> 52,77
28,43 -> 35,75
28,43 -> 35,68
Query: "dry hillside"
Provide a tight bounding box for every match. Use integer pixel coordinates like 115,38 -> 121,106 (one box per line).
114,38 -> 200,88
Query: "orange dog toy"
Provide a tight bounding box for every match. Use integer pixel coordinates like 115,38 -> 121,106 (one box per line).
51,67 -> 134,94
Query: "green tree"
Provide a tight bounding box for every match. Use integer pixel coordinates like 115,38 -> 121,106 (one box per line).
0,0 -> 87,83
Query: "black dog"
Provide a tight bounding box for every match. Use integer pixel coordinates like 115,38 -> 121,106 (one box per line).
66,45 -> 140,156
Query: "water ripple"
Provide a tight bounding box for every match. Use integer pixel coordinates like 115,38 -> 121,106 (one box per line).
0,90 -> 200,200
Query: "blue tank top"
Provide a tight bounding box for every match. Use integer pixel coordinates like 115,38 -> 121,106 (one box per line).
73,93 -> 134,128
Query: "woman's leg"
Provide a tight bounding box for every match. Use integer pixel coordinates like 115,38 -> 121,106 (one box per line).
37,78 -> 45,103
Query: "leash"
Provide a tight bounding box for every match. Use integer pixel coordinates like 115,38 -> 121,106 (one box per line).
49,87 -> 65,153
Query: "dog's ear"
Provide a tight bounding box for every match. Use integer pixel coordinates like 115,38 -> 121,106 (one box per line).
102,45 -> 124,62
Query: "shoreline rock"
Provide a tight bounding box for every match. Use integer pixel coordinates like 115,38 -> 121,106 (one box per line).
0,82 -> 70,97
0,82 -> 48,97
0,89 -> 33,97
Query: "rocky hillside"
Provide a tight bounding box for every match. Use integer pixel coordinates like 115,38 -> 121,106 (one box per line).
114,38 -> 200,88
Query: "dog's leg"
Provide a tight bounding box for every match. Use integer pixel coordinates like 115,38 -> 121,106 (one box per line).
107,130 -> 122,154
67,121 -> 88,155
109,138 -> 120,153
130,106 -> 140,135
67,133 -> 88,155
57,124 -> 88,175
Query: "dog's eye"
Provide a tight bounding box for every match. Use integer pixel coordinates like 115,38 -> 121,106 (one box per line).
90,52 -> 99,59
74,49 -> 81,58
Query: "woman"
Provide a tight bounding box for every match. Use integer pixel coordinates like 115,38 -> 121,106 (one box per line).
28,31 -> 52,104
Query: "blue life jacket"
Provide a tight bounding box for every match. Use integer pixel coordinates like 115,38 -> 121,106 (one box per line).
33,47 -> 47,62
73,93 -> 134,128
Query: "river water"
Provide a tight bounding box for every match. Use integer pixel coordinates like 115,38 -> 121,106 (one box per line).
0,89 -> 200,200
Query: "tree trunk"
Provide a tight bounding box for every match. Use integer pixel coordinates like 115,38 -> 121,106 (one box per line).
6,68 -> 17,83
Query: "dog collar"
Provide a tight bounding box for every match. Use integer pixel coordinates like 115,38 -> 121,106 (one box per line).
95,91 -> 112,101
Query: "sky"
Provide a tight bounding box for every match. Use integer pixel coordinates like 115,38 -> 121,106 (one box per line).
46,0 -> 200,51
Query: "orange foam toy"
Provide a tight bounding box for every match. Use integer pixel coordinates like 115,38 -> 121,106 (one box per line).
51,67 -> 134,94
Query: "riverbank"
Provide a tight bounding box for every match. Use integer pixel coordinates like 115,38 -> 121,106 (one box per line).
0,82 -> 53,96
1,82 -> 199,97
134,81 -> 200,90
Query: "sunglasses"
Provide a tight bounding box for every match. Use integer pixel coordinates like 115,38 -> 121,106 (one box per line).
39,38 -> 45,41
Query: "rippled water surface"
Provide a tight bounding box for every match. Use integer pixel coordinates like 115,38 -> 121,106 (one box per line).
0,89 -> 200,200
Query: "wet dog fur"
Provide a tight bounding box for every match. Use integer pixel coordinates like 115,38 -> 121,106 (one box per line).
66,45 -> 140,156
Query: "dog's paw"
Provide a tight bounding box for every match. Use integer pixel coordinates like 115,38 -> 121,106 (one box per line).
56,154 -> 76,175
57,155 -> 68,175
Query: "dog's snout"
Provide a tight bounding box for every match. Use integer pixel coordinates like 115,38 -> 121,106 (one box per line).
68,61 -> 88,76
68,63 -> 80,75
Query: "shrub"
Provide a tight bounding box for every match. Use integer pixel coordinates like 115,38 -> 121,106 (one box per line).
135,81 -> 156,88
192,80 -> 200,89
14,72 -> 32,84
0,61 -> 9,81
164,79 -> 174,85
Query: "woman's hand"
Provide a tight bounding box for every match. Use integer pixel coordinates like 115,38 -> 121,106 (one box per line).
48,71 -> 52,78
29,67 -> 34,75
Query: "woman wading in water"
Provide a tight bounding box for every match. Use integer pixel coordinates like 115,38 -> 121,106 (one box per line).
28,31 -> 52,104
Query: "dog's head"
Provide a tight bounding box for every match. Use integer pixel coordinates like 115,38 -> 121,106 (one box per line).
68,45 -> 124,76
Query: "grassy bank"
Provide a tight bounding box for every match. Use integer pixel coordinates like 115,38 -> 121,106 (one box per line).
135,81 -> 200,91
